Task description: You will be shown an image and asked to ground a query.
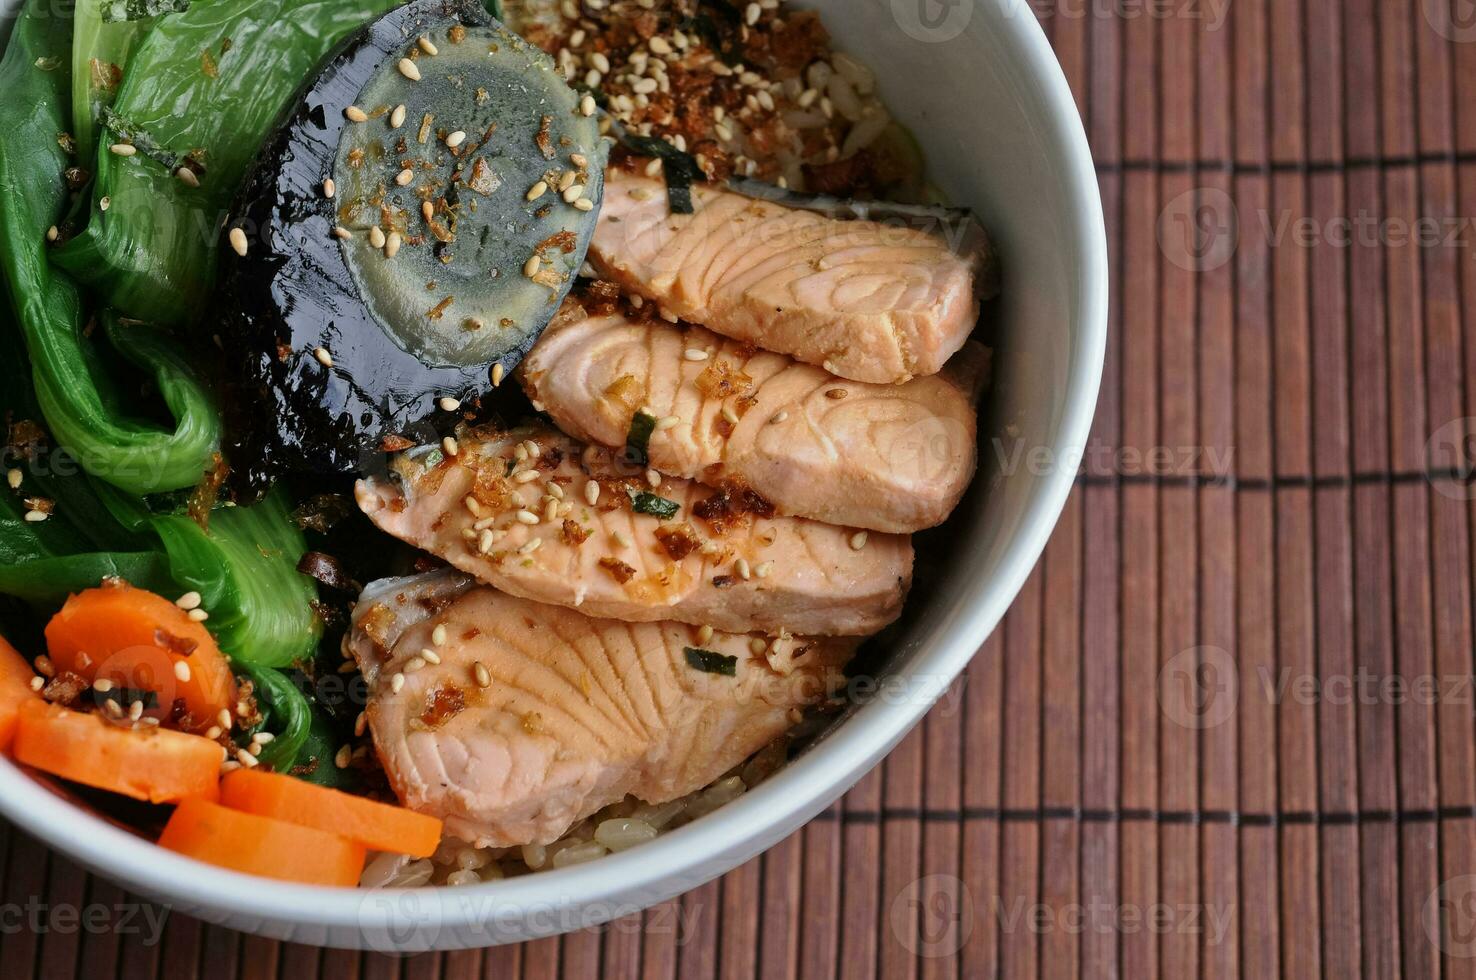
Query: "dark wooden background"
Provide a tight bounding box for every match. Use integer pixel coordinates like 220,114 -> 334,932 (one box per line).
8,0 -> 1476,975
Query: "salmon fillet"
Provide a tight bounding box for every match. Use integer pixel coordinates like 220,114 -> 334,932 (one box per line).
355,423 -> 912,636
519,302 -> 978,533
347,571 -> 854,847
589,170 -> 987,384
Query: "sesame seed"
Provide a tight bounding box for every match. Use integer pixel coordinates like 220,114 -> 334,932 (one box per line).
825,388 -> 849,400
92,678 -> 114,693
589,51 -> 611,73
644,158 -> 662,178
571,153 -> 589,168
491,363 -> 505,386
384,231 -> 402,258
314,346 -> 333,368
515,510 -> 540,525
697,625 -> 714,644
573,198 -> 595,212
228,227 -> 248,257
176,167 -> 200,188
395,168 -> 414,186
850,531 -> 869,551
649,36 -> 672,54
104,700 -> 123,718
646,469 -> 662,488
523,255 -> 542,278
45,226 -> 57,243
187,608 -> 209,622
344,105 -> 369,122
418,36 -> 439,56
431,624 -> 448,646
547,482 -> 565,500
5,469 -> 20,490
684,349 -> 709,362
442,436 -> 459,457
175,591 -> 202,610
584,481 -> 600,505
398,58 -> 421,81
109,143 -> 136,157
333,226 -> 352,239
438,396 -> 461,412
527,179 -> 549,201
518,538 -> 542,556
390,103 -> 407,128
28,676 -> 43,692
248,741 -> 263,756
612,529 -> 631,548
390,672 -> 405,694
99,196 -> 110,212
220,760 -> 240,773
515,469 -> 541,484
721,406 -> 740,425
174,661 -> 192,683
254,731 -> 275,744
218,709 -> 233,730
464,495 -> 483,516
405,656 -> 427,673
334,745 -> 352,769
321,177 -> 336,199
421,648 -> 442,665
204,725 -> 222,739
478,528 -> 496,554
446,130 -> 467,148
735,558 -> 752,580
755,561 -> 773,579
474,662 -> 491,688
749,637 -> 767,655
369,226 -> 386,248
770,411 -> 789,424
562,183 -> 586,203
654,415 -> 681,431
355,712 -> 368,737
23,510 -> 47,523
633,77 -> 658,95
236,749 -> 258,768
543,500 -> 558,522
580,94 -> 596,117
422,200 -> 435,222
659,307 -> 679,323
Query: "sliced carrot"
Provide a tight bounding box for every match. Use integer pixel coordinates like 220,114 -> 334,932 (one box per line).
12,700 -> 221,804
158,796 -> 367,887
220,768 -> 443,858
0,634 -> 41,752
44,583 -> 237,732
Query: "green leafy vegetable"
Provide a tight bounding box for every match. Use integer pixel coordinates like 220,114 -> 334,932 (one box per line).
625,410 -> 657,466
101,0 -> 194,23
244,665 -> 313,771
630,490 -> 680,520
54,0 -> 401,327
72,0 -> 179,161
684,647 -> 737,677
100,106 -> 188,172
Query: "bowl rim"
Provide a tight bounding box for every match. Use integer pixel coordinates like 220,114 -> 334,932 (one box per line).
0,0 -> 1108,945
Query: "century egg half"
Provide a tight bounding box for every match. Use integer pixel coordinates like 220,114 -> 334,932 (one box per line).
219,0 -> 607,490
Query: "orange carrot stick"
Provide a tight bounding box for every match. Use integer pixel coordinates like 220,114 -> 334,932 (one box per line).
158,797 -> 367,887
220,768 -> 443,858
0,634 -> 40,752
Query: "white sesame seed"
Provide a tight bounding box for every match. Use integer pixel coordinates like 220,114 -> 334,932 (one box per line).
418,36 -> 439,56
174,661 -> 192,683
405,656 -> 427,673
527,179 -> 549,201
464,495 -> 483,516
516,510 -> 540,525
431,624 -> 448,646
23,510 -> 47,523
580,94 -> 596,117
649,36 -> 672,55
446,130 -> 467,148
749,637 -> 767,655
45,225 -> 58,243
384,231 -> 402,258
612,529 -> 631,548
187,608 -> 209,622
228,227 -> 248,257
218,709 -> 233,730
850,531 -> 869,551
770,411 -> 789,424
103,700 -> 123,718
697,625 -> 714,644
390,672 -> 405,694
344,105 -> 369,122
369,226 -> 386,248
646,469 -> 662,488
515,469 -> 541,484
93,678 -> 114,693
474,662 -> 491,688
395,168 -> 414,186
28,676 -> 43,692
543,500 -> 558,522
421,648 -> 442,665
491,363 -> 505,387
254,731 -> 276,744
633,77 -> 658,95
314,346 -> 333,368
478,528 -> 496,554
570,153 -> 588,168
735,558 -> 752,580
518,538 -> 542,556
334,744 -> 352,769
333,225 -> 352,239
5,469 -> 20,490
722,406 -> 740,425
398,57 -> 421,81
659,307 -> 679,323
99,196 -> 110,212
422,200 -> 435,222
442,436 -> 459,457
390,103 -> 407,128
176,167 -> 200,188
204,725 -> 222,740
523,255 -> 542,277
355,712 -> 368,737
547,482 -> 565,500
584,69 -> 603,88
579,480 -> 601,508
683,349 -> 709,362
109,143 -> 136,157
755,561 -> 773,579
175,590 -> 202,610
654,415 -> 681,431
248,741 -> 263,756
563,183 -> 586,204
645,158 -> 663,178
322,178 -> 336,199
573,198 -> 595,212
438,396 -> 461,412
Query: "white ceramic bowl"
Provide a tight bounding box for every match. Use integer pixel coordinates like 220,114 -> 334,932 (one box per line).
0,0 -> 1105,950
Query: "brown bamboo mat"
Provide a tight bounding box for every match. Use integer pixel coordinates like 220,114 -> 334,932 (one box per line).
8,0 -> 1476,976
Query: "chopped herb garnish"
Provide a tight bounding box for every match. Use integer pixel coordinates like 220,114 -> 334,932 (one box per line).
685,647 -> 737,677
630,490 -> 680,520
100,0 -> 192,22
100,106 -> 191,173
624,410 -> 657,466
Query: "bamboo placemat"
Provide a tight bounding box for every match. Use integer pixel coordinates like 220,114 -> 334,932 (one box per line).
8,0 -> 1476,975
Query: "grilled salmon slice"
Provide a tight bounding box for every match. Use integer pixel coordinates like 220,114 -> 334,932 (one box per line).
590,170 -> 990,384
347,571 -> 854,847
355,423 -> 912,636
519,301 -> 978,533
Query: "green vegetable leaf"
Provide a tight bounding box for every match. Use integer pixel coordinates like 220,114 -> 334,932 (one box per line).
629,490 -> 680,520
684,647 -> 737,677
101,0 -> 193,23
625,410 -> 657,467
244,665 -> 313,771
100,105 -> 187,172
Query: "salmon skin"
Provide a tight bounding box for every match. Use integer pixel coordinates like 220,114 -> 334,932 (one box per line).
355,423 -> 913,636
347,571 -> 855,847
519,301 -> 978,533
590,169 -> 990,384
